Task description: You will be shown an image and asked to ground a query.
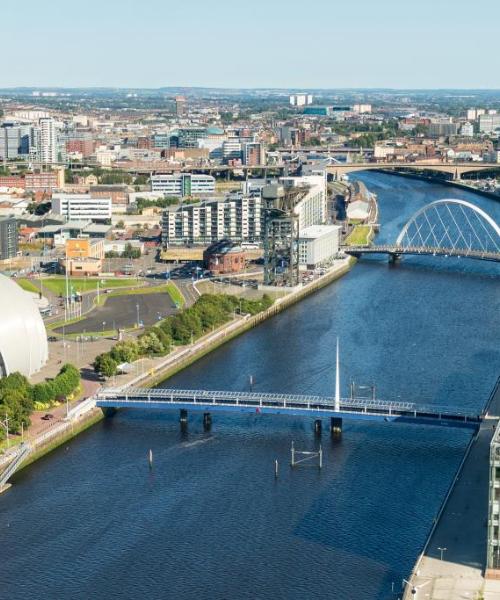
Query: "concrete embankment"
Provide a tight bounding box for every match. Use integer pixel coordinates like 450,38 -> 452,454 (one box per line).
0,258 -> 356,483
403,377 -> 500,600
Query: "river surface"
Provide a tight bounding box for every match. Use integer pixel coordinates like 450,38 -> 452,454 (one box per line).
1,174 -> 499,600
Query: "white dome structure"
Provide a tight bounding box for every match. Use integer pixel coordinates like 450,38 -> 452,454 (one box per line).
0,274 -> 48,378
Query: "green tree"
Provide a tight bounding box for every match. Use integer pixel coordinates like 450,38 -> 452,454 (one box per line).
94,353 -> 118,378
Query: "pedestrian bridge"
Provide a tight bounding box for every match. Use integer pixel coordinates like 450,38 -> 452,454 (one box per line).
96,388 -> 481,430
344,199 -> 500,263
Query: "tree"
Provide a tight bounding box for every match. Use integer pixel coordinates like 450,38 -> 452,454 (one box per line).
94,353 -> 118,378
138,331 -> 165,355
134,174 -> 149,186
122,243 -> 141,259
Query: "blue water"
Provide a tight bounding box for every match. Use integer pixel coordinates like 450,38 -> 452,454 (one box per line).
0,174 -> 498,600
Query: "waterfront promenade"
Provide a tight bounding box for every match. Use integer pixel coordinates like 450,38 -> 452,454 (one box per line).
406,381 -> 500,600
0,259 -> 354,479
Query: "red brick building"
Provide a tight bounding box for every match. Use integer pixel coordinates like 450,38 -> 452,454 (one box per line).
203,240 -> 246,274
0,176 -> 25,188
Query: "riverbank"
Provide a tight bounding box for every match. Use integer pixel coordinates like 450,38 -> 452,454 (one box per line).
376,168 -> 500,203
403,378 -> 500,600
0,257 -> 356,486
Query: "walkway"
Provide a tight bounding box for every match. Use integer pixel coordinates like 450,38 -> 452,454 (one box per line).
406,381 -> 500,600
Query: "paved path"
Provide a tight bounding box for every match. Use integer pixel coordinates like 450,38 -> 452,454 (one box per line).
407,381 -> 500,600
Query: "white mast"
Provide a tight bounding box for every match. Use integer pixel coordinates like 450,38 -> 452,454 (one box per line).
335,337 -> 340,412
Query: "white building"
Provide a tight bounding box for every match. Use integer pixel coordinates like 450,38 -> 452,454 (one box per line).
38,117 -> 58,164
298,225 -> 341,268
222,139 -> 242,162
52,194 -> 112,222
460,122 -> 474,137
280,174 -> 327,229
0,274 -> 48,377
479,114 -> 500,134
151,173 -> 215,197
352,104 -> 372,114
289,94 -> 313,107
162,193 -> 262,245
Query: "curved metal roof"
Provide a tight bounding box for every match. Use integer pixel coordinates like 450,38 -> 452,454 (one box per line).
0,274 -> 48,378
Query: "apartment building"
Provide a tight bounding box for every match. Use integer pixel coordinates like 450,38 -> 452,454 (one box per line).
162,193 -> 263,245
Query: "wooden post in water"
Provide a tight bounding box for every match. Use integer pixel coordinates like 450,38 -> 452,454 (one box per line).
291,441 -> 295,467
275,459 -> 279,478
319,445 -> 323,469
149,449 -> 153,469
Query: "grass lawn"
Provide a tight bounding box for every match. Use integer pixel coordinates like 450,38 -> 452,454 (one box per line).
98,282 -> 184,305
16,279 -> 42,294
41,277 -> 143,296
345,225 -> 372,246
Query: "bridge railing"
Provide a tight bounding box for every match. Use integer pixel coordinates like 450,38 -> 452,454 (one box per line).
97,388 -> 479,420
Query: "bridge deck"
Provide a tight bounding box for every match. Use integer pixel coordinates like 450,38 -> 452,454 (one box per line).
96,388 -> 481,429
343,245 -> 500,262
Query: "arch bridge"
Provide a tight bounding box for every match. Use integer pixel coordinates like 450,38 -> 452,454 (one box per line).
327,161 -> 500,181
344,199 -> 500,263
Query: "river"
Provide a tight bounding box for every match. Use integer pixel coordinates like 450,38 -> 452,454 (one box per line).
0,173 -> 499,600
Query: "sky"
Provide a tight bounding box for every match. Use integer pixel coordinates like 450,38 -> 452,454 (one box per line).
2,0 -> 499,89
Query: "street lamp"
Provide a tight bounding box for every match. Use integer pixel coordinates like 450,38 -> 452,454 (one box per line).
102,321 -> 106,334
0,414 -> 9,448
437,547 -> 447,561
136,303 -> 140,328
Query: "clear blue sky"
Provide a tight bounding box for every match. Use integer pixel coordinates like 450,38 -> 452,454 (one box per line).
3,0 -> 498,89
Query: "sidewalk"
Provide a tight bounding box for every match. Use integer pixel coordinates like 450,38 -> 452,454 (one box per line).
405,381 -> 500,600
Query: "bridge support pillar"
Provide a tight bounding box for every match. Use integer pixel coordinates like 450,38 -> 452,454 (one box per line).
203,412 -> 212,431
331,417 -> 342,435
101,407 -> 117,418
389,253 -> 401,264
314,419 -> 322,436
179,409 -> 188,430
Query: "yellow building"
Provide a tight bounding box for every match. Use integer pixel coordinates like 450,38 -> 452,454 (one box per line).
60,238 -> 104,276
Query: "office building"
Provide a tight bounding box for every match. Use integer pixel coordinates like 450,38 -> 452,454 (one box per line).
0,123 -> 33,159
52,194 -> 112,222
222,139 -> 242,162
298,225 -> 341,268
0,216 -> 18,260
151,173 -> 215,197
153,134 -> 172,149
38,118 -> 58,163
177,127 -> 206,148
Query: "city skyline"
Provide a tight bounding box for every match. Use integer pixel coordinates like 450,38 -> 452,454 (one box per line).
2,0 -> 499,89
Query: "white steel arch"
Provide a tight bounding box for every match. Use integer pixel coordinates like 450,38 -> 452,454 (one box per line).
396,199 -> 500,253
